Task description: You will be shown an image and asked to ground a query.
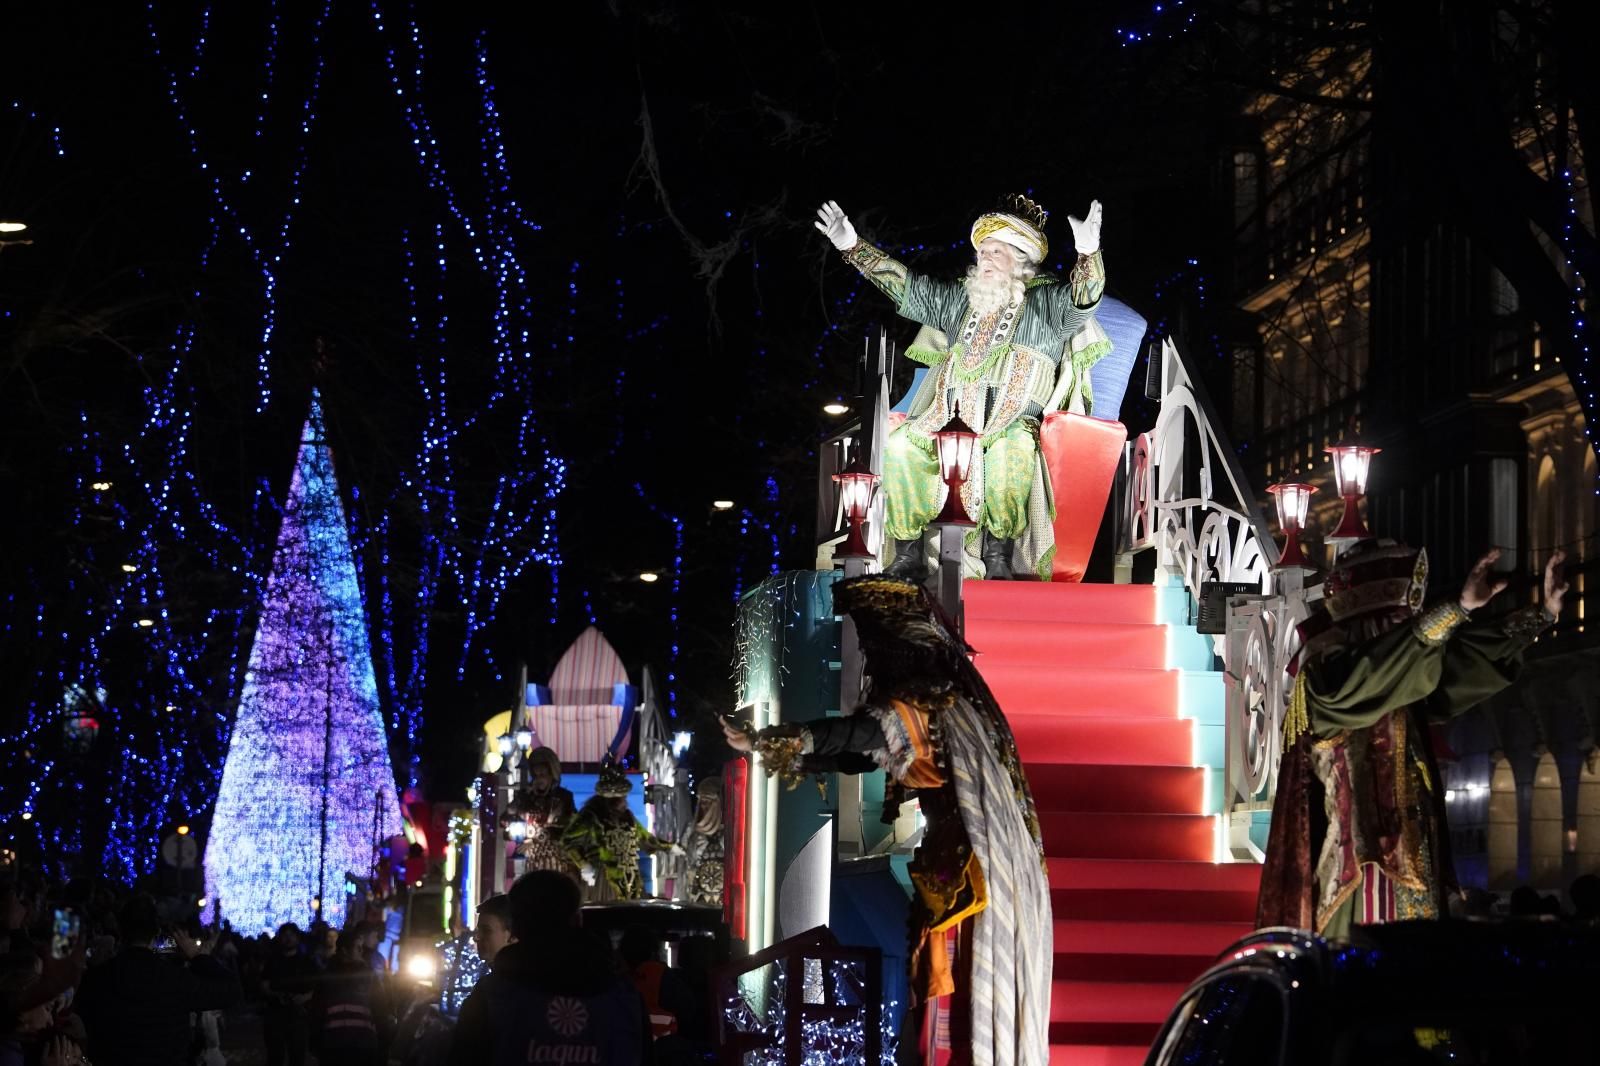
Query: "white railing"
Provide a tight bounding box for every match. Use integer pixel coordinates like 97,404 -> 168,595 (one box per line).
1116,337 -> 1313,859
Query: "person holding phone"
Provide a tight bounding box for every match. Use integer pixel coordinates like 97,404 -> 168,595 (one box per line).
73,896 -> 240,1066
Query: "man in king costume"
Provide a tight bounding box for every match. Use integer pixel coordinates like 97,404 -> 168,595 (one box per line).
562,761 -> 679,902
1257,544 -> 1567,938
724,575 -> 1052,1066
815,195 -> 1111,580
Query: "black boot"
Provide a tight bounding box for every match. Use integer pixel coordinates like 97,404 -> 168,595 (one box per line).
881,537 -> 926,580
982,531 -> 1015,580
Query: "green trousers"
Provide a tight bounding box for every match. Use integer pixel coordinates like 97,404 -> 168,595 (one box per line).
882,420 -> 1035,541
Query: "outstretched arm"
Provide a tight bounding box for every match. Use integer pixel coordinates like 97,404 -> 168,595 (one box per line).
723,714 -> 884,777
1307,550 -> 1558,734
816,201 -> 961,330
1423,550 -> 1563,720
1036,201 -> 1107,334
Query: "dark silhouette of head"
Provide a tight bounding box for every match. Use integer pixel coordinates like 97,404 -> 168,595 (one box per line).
507,869 -> 581,941
1508,884 -> 1542,917
618,925 -> 661,968
120,894 -> 161,946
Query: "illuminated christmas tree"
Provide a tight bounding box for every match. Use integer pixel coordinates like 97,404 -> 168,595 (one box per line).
205,391 -> 403,932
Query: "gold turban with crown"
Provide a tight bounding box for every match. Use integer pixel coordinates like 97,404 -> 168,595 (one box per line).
970,194 -> 1049,264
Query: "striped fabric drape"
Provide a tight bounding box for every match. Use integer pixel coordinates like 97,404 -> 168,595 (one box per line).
529,704 -> 627,764
942,695 -> 1053,1066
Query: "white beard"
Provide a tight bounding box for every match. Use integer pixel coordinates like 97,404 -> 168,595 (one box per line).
964,266 -> 1025,318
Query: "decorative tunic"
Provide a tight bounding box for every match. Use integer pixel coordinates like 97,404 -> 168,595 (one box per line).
513,786 -> 577,877
562,801 -> 672,902
683,804 -> 726,906
842,241 -> 1110,422
1258,601 -> 1553,938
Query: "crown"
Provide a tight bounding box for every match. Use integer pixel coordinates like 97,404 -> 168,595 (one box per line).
594,760 -> 634,797
999,193 -> 1049,230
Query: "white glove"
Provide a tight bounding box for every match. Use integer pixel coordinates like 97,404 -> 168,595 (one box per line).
669,843 -> 686,857
1067,200 -> 1103,255
580,865 -> 597,886
814,200 -> 858,252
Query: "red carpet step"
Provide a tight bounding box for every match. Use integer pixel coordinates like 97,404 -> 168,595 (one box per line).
965,579 -> 1262,1065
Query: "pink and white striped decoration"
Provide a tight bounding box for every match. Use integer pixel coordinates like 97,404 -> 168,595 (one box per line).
549,627 -> 629,705
530,704 -> 629,764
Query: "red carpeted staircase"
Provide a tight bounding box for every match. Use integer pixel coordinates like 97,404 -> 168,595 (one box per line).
964,581 -> 1261,1066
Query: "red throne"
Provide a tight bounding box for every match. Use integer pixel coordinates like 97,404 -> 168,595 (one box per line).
885,411 -> 1125,582
1040,412 -> 1126,582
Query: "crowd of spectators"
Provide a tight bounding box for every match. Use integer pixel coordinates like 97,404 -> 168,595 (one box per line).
0,862 -> 402,1066
0,861 -> 720,1066
6,851 -> 1598,1065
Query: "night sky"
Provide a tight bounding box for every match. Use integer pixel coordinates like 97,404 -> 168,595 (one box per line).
2,4 -> 1224,855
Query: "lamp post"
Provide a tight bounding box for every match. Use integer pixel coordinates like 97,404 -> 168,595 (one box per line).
1326,439 -> 1379,542
832,454 -> 879,560
930,405 -> 979,527
927,405 -> 981,620
1267,482 -> 1317,571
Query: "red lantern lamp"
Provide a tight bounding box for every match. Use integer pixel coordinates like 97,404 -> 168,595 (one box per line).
1326,439 -> 1380,541
1267,482 -> 1317,571
931,405 -> 979,527
832,454 -> 880,559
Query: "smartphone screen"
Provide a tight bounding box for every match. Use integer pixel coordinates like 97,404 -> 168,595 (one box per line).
50,908 -> 79,960
152,933 -> 178,954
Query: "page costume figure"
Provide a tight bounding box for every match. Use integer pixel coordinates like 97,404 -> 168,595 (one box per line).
1257,545 -> 1566,938
510,746 -> 577,878
815,196 -> 1111,580
725,575 -> 1051,1066
682,778 -> 725,906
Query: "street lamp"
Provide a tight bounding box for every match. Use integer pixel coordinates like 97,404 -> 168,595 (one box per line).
930,405 -> 979,526
496,733 -> 514,757
1267,482 -> 1317,571
1326,439 -> 1379,542
514,728 -> 534,753
831,454 -> 879,559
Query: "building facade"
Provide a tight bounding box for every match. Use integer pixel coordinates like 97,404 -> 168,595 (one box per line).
1222,4 -> 1600,894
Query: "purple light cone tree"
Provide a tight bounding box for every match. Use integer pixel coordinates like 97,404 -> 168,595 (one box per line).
206,391 -> 403,932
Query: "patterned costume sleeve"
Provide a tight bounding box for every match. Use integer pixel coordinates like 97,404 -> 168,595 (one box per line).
634,822 -> 672,853
798,714 -> 889,776
1422,604 -> 1553,721
1036,250 -> 1106,335
761,704 -> 941,787
1304,602 -> 1551,735
841,240 -> 961,331
561,811 -> 600,868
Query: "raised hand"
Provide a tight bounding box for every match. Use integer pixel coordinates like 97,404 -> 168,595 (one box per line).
1543,548 -> 1569,617
814,200 -> 858,251
1067,199 -> 1103,255
41,1036 -> 84,1066
721,717 -> 754,753
1459,549 -> 1510,612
